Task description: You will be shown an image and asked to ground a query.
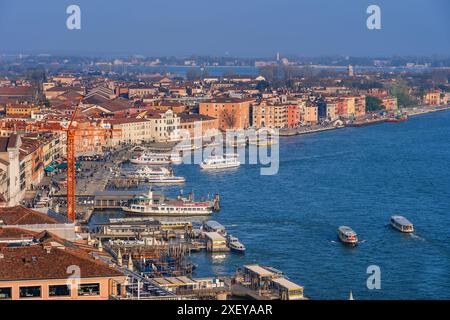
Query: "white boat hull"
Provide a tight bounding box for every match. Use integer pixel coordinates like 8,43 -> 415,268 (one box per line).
142,178 -> 186,184
200,162 -> 240,170
122,206 -> 212,216
130,159 -> 171,166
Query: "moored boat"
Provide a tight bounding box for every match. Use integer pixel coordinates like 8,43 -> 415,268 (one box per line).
390,215 -> 414,233
227,235 -> 246,253
122,189 -> 214,216
386,112 -> 408,123
385,117 -> 408,123
128,166 -> 185,184
337,226 -> 358,245
200,154 -> 240,170
130,152 -> 171,166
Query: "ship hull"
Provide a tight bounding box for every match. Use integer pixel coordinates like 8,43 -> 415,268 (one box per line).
122,207 -> 212,216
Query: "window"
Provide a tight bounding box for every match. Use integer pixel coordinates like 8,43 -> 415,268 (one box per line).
19,286 -> 41,299
78,283 -> 100,296
49,284 -> 71,297
0,287 -> 12,299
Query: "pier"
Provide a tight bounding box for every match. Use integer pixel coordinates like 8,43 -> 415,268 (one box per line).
93,190 -> 143,209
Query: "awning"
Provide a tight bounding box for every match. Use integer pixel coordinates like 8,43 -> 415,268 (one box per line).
44,166 -> 56,172
57,162 -> 81,169
57,163 -> 67,169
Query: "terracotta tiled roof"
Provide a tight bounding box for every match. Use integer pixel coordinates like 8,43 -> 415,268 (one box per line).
0,86 -> 34,97
0,206 -> 60,225
0,227 -> 37,240
0,244 -> 124,281
201,97 -> 253,103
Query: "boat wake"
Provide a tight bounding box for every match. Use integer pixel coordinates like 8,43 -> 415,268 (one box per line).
409,233 -> 425,241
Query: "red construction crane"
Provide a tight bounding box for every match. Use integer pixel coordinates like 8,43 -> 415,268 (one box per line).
32,105 -> 120,222
64,105 -> 121,222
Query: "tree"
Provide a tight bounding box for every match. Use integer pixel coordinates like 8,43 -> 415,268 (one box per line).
365,96 -> 385,112
388,82 -> 418,108
256,80 -> 270,92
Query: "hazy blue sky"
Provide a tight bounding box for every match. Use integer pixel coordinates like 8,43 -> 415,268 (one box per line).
0,0 -> 449,57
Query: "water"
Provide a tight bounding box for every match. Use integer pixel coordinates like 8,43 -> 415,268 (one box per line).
90,110 -> 450,299
93,65 -> 432,78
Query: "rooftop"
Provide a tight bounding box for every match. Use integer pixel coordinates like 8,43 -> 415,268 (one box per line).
0,243 -> 123,281
0,206 -> 61,226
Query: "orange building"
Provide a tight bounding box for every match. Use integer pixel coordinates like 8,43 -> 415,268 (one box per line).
180,114 -> 219,139
381,97 -> 398,111
6,103 -> 40,117
252,103 -> 288,129
199,98 -> 252,131
354,95 -> 366,118
73,121 -> 111,155
423,91 -> 442,106
287,105 -> 301,128
302,105 -> 318,125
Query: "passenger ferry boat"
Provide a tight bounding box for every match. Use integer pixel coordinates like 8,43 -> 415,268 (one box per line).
390,215 -> 414,233
174,142 -> 201,152
122,189 -> 214,216
200,154 -> 240,170
385,112 -> 408,123
129,167 -> 185,184
227,235 -> 246,253
130,152 -> 171,166
337,226 -> 358,245
169,152 -> 183,165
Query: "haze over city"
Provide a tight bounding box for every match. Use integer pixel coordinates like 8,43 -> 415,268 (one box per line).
0,0 -> 449,57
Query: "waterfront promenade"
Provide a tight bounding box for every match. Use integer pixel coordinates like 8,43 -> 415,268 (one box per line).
279,105 -> 450,137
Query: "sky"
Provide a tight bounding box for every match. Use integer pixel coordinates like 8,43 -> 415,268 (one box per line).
0,0 -> 449,57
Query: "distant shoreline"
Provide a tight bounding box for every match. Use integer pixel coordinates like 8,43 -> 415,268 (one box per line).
279,106 -> 450,137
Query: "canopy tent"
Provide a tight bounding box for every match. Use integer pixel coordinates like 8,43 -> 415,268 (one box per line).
44,165 -> 56,172
57,162 -> 81,169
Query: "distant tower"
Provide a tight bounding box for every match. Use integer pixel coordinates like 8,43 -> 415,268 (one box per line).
348,290 -> 354,300
348,65 -> 354,77
276,52 -> 280,62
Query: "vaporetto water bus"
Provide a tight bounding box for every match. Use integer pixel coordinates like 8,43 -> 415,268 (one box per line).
337,226 -> 358,245
128,166 -> 185,184
390,215 -> 414,233
122,189 -> 214,216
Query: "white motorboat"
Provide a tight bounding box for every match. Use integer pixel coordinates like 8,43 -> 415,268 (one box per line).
200,154 -> 240,170
129,166 -> 185,184
130,152 -> 171,166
